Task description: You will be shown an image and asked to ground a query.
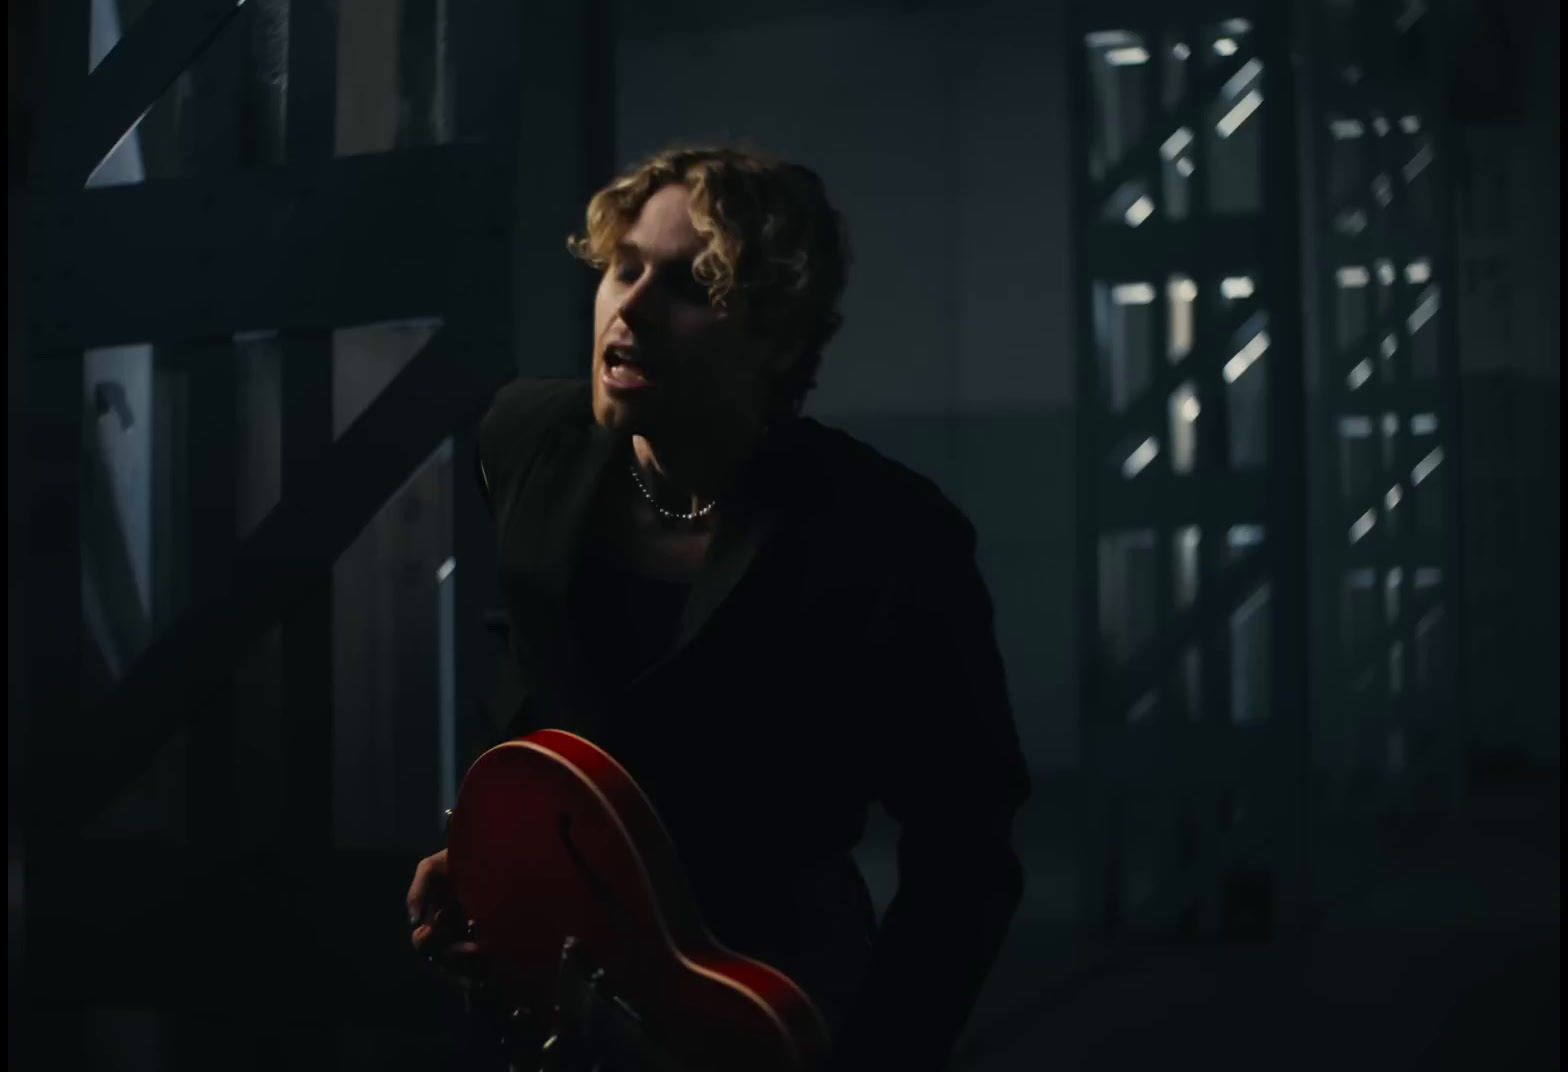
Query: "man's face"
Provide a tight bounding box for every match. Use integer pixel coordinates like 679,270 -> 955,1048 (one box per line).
591,184 -> 783,437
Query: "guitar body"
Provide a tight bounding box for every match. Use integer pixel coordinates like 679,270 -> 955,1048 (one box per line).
447,729 -> 832,1072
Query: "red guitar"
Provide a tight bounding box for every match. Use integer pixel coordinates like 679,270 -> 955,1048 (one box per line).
447,729 -> 832,1072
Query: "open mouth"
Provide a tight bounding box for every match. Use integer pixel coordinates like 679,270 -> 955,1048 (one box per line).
603,345 -> 656,389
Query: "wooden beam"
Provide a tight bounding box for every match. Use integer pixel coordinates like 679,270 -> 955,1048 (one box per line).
30,0 -> 247,188
24,325 -> 511,834
21,141 -> 514,351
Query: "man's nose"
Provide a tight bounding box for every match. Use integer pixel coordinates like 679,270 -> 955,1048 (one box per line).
619,281 -> 652,318
616,283 -> 659,335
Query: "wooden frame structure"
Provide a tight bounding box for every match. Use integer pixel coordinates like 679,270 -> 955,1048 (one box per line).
13,0 -> 611,1063
1067,0 -> 1463,956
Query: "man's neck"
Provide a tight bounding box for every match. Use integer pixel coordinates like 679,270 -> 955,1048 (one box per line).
631,418 -> 767,515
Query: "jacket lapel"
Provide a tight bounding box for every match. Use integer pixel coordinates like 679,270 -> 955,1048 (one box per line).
515,409 -> 818,694
508,417 -> 624,606
501,414 -> 623,739
669,473 -> 777,660
625,421 -> 807,689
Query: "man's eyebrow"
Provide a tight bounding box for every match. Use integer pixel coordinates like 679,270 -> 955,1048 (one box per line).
612,240 -> 693,269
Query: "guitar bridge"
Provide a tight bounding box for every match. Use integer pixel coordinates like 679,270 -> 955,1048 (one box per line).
552,936 -> 691,1072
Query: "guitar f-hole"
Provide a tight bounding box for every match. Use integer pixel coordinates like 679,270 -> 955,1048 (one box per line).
558,812 -> 621,910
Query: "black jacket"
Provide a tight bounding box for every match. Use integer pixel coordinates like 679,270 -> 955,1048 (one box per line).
476,378 -> 1030,1070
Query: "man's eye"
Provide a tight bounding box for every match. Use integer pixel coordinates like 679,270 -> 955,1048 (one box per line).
615,264 -> 640,283
672,272 -> 709,304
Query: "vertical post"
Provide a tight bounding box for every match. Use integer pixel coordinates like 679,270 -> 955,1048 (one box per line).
6,22 -> 27,1057
510,0 -> 600,379
278,357 -> 333,857
279,0 -> 336,857
18,347 -> 87,1065
1295,0 -> 1332,921
168,13 -> 253,1068
169,339 -> 240,1068
180,8 -> 252,847
271,9 -> 337,1052
183,339 -> 238,844
1258,0 -> 1310,938
285,0 -> 337,164
1427,0 -> 1467,816
440,0 -> 515,814
1066,0 -> 1112,951
1146,9 -> 1174,734
18,0 -> 90,1063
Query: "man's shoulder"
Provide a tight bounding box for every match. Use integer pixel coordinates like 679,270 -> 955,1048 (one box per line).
480,376 -> 591,453
484,376 -> 592,433
793,418 -> 974,546
477,377 -> 592,501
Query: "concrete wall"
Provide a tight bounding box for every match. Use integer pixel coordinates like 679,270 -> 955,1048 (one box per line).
615,0 -> 1081,771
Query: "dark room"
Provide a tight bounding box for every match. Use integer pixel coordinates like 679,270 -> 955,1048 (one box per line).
7,1 -> 1559,1069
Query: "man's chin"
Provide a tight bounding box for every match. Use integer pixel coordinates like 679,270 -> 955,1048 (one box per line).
592,392 -> 657,435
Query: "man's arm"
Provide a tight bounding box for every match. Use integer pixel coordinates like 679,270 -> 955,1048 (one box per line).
471,377 -> 587,739
474,376 -> 589,524
834,512 -> 1031,1071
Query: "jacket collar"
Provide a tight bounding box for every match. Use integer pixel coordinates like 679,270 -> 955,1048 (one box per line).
628,417 -> 802,688
510,402 -> 812,689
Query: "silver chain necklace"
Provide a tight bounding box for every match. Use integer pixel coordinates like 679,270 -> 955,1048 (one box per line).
627,459 -> 718,521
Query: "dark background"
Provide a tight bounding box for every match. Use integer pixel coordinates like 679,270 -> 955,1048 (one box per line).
7,0 -> 1558,1069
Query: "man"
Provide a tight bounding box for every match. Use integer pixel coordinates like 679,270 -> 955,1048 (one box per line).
407,143 -> 1030,1071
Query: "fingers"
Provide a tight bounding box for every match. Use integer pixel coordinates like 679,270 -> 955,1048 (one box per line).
410,909 -> 463,953
406,863 -> 431,925
412,927 -> 480,966
407,851 -> 485,987
405,849 -> 449,925
434,940 -> 486,987
413,921 -> 485,985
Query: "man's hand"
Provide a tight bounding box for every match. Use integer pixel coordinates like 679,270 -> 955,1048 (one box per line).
407,849 -> 484,986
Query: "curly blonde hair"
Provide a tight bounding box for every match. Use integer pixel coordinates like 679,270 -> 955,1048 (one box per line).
567,141 -> 850,416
